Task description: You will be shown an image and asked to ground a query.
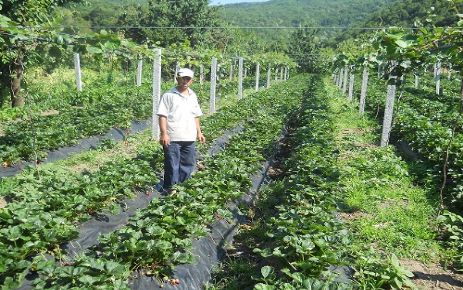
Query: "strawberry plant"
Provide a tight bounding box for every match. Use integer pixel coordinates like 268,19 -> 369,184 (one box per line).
28,75 -> 307,288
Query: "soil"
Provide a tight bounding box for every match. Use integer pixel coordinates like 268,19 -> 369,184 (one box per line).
39,109 -> 60,117
339,211 -> 371,221
401,259 -> 463,290
67,139 -> 138,174
0,197 -> 7,209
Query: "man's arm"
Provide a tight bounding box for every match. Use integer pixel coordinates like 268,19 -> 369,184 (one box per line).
159,116 -> 170,146
195,117 -> 206,144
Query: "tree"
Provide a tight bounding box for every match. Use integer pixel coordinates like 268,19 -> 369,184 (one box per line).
117,0 -> 221,48
0,0 -> 80,107
287,26 -> 322,73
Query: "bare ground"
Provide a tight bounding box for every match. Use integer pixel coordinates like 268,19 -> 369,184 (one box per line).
0,197 -> 7,209
401,259 -> 463,290
67,140 -> 139,174
39,109 -> 60,117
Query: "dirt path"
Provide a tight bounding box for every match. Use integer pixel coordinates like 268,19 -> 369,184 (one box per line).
401,260 -> 463,290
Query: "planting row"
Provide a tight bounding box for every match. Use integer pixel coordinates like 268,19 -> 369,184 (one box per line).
251,76 -> 351,289
340,72 -> 463,274
0,75 -> 304,289
0,71 -> 259,166
209,75 -> 426,289
27,75 -> 306,289
359,75 -> 463,209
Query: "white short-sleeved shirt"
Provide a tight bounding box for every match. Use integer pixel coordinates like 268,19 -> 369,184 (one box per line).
157,88 -> 203,141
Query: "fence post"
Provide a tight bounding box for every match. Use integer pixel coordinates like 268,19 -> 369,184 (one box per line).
229,61 -> 234,81
209,57 -> 217,114
200,64 -> 204,85
380,68 -> 397,147
342,66 -> 349,94
136,59 -> 143,87
435,60 -> 441,95
74,53 -> 82,92
348,71 -> 355,101
238,57 -> 243,99
359,66 -> 369,114
152,49 -> 162,140
174,61 -> 179,84
338,68 -> 344,88
267,66 -> 271,88
255,62 -> 260,91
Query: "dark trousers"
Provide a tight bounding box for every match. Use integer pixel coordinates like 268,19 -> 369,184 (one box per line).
163,141 -> 196,189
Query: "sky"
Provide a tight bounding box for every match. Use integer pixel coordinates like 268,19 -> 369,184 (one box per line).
209,0 -> 270,5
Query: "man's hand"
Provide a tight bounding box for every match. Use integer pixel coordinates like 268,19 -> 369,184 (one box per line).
197,132 -> 206,144
160,133 -> 170,147
159,116 -> 170,147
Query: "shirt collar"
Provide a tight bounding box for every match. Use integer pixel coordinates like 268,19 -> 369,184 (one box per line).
173,87 -> 192,97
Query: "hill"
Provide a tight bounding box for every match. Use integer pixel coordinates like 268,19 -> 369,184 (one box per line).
335,0 -> 462,43
216,0 -> 395,47
218,0 -> 394,28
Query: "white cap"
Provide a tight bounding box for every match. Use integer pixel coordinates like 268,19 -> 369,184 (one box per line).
177,68 -> 194,78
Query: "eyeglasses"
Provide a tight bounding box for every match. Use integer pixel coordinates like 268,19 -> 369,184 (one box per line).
178,76 -> 192,81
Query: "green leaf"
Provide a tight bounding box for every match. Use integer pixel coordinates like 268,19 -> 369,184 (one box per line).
78,275 -> 96,285
261,265 -> 273,279
254,283 -> 276,290
87,46 -> 103,54
395,39 -> 409,48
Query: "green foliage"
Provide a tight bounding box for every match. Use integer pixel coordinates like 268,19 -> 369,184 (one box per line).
354,253 -> 415,289
27,75 -> 306,287
108,0 -> 222,48
219,0 -> 394,48
287,27 -> 322,73
335,0 -> 462,43
437,211 -> 463,271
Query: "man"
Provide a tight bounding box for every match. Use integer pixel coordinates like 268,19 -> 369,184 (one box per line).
157,68 -> 206,193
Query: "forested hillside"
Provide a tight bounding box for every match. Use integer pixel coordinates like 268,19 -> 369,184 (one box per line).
217,0 -> 394,44
219,0 -> 393,27
69,0 -> 395,49
335,0 -> 462,43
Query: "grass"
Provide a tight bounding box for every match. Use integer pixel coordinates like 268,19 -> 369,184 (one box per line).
207,75 -> 454,290
326,77 -> 447,264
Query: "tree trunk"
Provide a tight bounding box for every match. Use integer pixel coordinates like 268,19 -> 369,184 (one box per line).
11,56 -> 25,107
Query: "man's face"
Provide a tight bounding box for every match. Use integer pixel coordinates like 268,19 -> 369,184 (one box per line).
177,76 -> 193,88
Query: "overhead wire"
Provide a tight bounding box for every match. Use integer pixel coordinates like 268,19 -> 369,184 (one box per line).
2,25 -> 444,30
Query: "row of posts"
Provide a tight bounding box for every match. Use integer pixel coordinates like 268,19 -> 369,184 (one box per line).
334,64 -> 395,147
332,61 -> 454,147
73,52 -> 290,139
74,53 -> 289,94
